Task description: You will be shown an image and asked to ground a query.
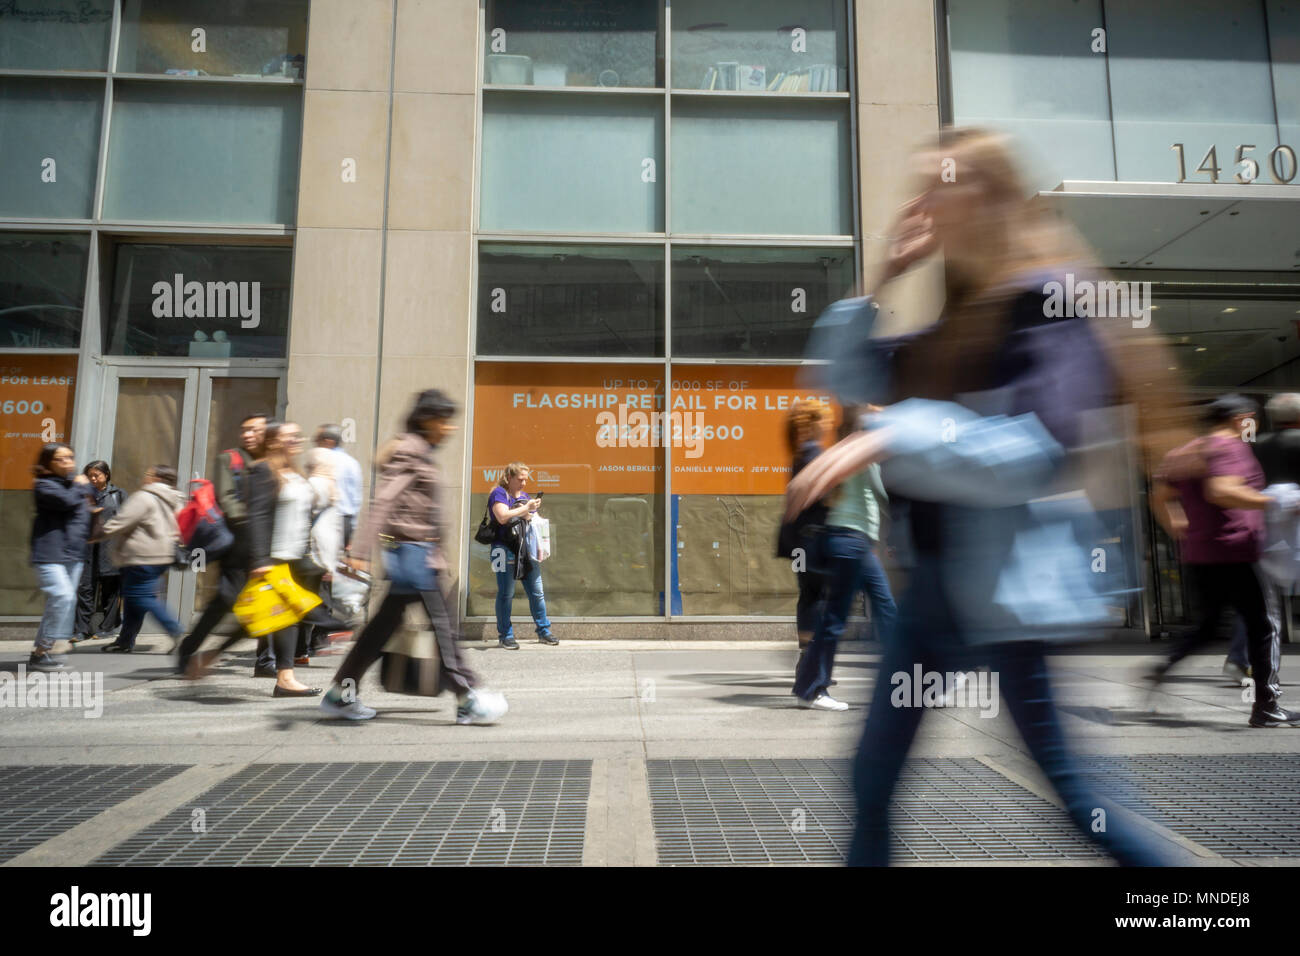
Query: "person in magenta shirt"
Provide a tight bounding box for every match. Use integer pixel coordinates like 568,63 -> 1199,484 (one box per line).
1149,394 -> 1299,727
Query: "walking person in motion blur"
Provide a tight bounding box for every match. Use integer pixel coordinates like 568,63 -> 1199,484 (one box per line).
321,389 -> 507,724
787,127 -> 1193,866
1148,394 -> 1300,726
776,399 -> 833,677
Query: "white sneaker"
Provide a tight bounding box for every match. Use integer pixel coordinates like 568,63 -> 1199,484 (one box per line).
457,688 -> 509,725
797,693 -> 848,711
319,695 -> 377,720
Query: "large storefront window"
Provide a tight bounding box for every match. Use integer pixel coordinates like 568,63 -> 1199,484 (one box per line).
473,0 -> 855,619
105,243 -> 291,357
477,243 -> 664,357
671,246 -> 854,358
0,0 -> 114,71
469,363 -> 666,617
0,232 -> 89,349
947,0 -> 1299,188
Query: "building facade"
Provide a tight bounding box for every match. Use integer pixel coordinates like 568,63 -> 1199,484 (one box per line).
1,0 -> 1296,639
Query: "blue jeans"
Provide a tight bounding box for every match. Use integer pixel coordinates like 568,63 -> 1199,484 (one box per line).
794,529 -> 897,701
848,558 -> 1174,866
491,546 -> 552,640
34,562 -> 83,652
114,565 -> 182,651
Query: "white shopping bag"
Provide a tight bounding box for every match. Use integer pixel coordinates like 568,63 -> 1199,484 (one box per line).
531,516 -> 552,562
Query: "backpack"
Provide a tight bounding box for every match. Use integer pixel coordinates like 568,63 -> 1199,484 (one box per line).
176,478 -> 235,562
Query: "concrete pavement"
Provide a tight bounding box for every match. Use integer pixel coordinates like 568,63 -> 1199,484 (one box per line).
1,636 -> 1296,866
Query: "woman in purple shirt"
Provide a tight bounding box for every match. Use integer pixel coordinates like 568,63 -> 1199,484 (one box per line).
489,463 -> 556,650
1150,394 -> 1299,727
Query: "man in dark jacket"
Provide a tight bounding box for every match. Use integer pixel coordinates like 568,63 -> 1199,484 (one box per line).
30,444 -> 92,671
176,412 -> 269,675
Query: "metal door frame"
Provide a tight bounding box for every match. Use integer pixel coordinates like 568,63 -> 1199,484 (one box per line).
99,365 -> 285,625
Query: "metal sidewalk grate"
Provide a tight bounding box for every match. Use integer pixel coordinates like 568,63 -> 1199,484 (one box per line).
0,764 -> 188,863
1078,754 -> 1300,857
93,761 -> 591,866
647,758 -> 1104,865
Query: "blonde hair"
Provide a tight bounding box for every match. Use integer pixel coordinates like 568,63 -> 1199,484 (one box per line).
889,126 -> 1194,469
497,462 -> 529,489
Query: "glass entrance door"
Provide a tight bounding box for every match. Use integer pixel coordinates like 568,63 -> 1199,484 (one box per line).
99,367 -> 282,627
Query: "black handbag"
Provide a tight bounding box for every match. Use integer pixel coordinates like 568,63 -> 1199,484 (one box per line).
474,500 -> 495,545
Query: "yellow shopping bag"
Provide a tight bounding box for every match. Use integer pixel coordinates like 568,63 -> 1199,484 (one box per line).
232,563 -> 322,638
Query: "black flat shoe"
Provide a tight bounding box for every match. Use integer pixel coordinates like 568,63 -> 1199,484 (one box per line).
273,685 -> 322,698
102,644 -> 131,653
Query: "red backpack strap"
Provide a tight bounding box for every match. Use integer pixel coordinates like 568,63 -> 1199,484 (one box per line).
225,449 -> 244,472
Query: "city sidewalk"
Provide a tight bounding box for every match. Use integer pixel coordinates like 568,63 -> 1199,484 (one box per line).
1,637 -> 1296,866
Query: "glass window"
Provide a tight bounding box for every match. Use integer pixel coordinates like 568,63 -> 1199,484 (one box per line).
671,0 -> 847,93
105,243 -> 291,357
670,98 -> 852,235
1269,0 -> 1300,158
117,0 -> 308,78
481,92 -> 663,233
947,0 -> 1114,190
484,0 -> 660,88
0,78 -> 102,220
0,0 -> 113,71
0,353 -> 79,615
669,367 -> 837,615
0,232 -> 89,348
469,362 -> 665,617
103,82 -> 302,224
672,246 -> 854,358
1107,0 -> 1279,184
477,243 -> 663,357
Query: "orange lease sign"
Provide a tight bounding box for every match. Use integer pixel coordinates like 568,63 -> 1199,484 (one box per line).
0,354 -> 77,490
667,366 -> 837,495
472,362 -> 836,496
472,363 -> 666,495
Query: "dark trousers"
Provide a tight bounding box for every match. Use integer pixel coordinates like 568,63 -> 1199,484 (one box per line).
1168,561 -> 1276,707
335,578 -> 476,697
75,564 -> 121,636
795,569 -> 826,638
848,558 -> 1173,867
113,565 -> 183,651
176,562 -> 274,668
793,529 -> 897,701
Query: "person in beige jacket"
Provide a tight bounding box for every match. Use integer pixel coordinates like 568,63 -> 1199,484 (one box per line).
98,465 -> 185,653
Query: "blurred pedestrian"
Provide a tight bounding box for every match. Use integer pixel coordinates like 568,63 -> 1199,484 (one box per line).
297,446 -> 347,660
176,411 -> 268,676
792,406 -> 896,711
1149,394 -> 1299,726
776,398 -> 833,675
28,443 -> 92,672
73,460 -> 124,643
322,389 -> 507,723
789,127 -> 1193,865
97,465 -> 185,653
316,424 -> 362,548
